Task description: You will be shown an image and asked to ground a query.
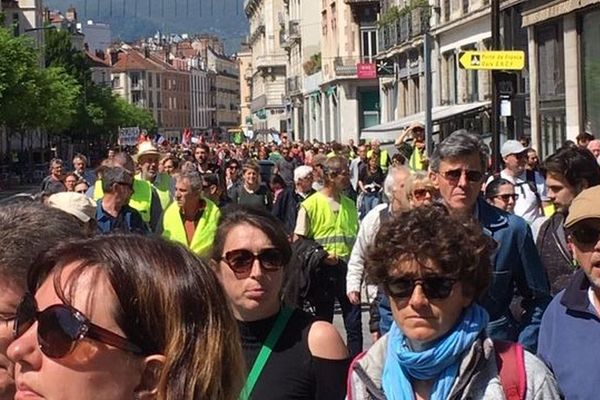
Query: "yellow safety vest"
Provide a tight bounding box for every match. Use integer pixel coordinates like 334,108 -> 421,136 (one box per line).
161,199 -> 221,256
367,149 -> 390,172
93,179 -> 153,223
408,146 -> 425,171
136,172 -> 172,210
301,192 -> 358,260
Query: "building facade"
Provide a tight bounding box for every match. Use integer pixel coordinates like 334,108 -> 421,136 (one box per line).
207,47 -> 241,130
237,44 -> 253,135
189,57 -> 215,131
522,0 -> 600,158
245,0 -> 288,132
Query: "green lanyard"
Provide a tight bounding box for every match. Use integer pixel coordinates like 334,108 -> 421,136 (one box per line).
239,306 -> 294,400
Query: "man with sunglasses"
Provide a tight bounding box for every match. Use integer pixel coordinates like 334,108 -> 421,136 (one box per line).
430,130 -> 551,352
486,140 -> 549,225
538,186 -> 600,399
95,167 -> 148,235
537,144 -> 600,294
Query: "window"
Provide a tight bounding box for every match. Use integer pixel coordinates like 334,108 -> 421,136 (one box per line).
361,29 -> 378,62
583,9 -> 600,138
131,73 -> 140,89
112,76 -> 120,88
148,73 -> 153,88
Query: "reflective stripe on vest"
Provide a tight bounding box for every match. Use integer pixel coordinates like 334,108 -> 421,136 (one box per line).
301,192 -> 358,260
136,172 -> 172,210
93,179 -> 153,223
161,199 -> 221,256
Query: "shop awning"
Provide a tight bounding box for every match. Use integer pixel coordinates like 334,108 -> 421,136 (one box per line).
361,101 -> 491,142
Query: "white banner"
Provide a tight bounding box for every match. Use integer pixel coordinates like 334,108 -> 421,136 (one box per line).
118,127 -> 140,146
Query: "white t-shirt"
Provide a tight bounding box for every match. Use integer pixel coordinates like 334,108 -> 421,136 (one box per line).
487,170 -> 548,224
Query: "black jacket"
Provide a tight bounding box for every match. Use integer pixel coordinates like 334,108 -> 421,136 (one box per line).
282,237 -> 328,309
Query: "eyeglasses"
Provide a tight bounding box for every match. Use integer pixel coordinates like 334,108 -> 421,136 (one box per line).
383,276 -> 458,300
492,193 -> 518,201
439,169 -> 483,184
219,248 -> 285,277
412,188 -> 435,200
569,225 -> 600,246
13,293 -> 144,359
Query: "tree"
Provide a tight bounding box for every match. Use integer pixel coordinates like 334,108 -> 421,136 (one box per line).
114,96 -> 158,134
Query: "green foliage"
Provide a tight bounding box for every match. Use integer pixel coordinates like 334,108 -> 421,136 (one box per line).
114,96 -> 158,134
303,52 -> 322,76
378,1 -> 432,27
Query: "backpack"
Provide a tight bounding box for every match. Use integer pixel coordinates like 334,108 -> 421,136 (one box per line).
346,340 -> 526,400
494,340 -> 526,400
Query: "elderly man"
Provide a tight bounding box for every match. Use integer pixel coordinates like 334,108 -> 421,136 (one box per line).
537,144 -> 600,294
588,139 -> 600,161
159,171 -> 220,256
488,140 -> 549,224
538,186 -> 600,399
135,142 -> 172,210
272,165 -> 315,234
72,153 -> 96,186
295,156 -> 362,357
93,152 -> 162,232
346,165 -> 412,335
367,139 -> 390,173
430,130 -> 551,352
0,203 -> 84,400
95,166 -> 148,234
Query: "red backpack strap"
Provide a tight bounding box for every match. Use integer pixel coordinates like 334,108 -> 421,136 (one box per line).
493,340 -> 527,400
346,351 -> 367,400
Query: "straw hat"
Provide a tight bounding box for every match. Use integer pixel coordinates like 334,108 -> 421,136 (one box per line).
47,192 -> 96,223
135,141 -> 160,161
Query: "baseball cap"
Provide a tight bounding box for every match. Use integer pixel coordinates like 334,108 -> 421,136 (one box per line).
500,140 -> 528,158
47,192 -> 96,223
565,186 -> 600,229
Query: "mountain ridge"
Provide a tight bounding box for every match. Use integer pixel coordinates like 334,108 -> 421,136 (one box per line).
44,0 -> 249,54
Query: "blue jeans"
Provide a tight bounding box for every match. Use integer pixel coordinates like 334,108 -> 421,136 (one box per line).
377,289 -> 394,335
360,192 -> 380,218
312,262 -> 363,358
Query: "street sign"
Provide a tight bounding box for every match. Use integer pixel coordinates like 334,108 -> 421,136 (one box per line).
357,63 -> 377,79
376,60 -> 394,76
458,51 -> 525,70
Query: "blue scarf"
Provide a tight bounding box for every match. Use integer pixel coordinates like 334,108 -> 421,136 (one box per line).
382,304 -> 489,400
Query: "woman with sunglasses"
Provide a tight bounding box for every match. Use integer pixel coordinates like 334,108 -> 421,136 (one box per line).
485,177 -> 518,214
408,171 -> 437,207
348,206 -> 560,399
211,206 -> 350,400
8,235 -> 245,400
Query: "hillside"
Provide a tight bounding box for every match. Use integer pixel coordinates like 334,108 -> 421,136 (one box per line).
45,0 -> 249,54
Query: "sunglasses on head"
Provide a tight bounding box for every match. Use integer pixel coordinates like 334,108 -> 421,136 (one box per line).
569,225 -> 600,246
440,169 -> 483,184
13,293 -> 143,359
493,193 -> 518,201
219,248 -> 285,277
384,276 -> 458,300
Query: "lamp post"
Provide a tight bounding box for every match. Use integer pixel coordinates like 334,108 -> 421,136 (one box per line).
491,0 -> 501,172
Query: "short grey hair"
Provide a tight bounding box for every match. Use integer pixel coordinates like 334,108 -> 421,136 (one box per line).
430,130 -> 489,172
177,171 -> 203,193
383,165 -> 412,200
102,167 -> 133,193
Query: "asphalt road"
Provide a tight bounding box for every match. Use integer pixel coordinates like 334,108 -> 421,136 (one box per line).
332,302 -> 375,352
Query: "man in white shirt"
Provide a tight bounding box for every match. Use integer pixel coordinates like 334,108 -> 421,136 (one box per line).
488,140 -> 549,224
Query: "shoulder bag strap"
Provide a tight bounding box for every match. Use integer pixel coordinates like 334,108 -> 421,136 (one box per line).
239,306 -> 294,400
493,340 -> 527,400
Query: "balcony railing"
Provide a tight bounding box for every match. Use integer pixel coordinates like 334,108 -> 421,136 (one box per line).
256,54 -> 288,69
378,6 -> 431,53
344,0 -> 379,4
333,57 -> 359,76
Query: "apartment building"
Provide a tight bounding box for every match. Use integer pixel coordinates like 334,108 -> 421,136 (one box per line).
237,44 -> 253,136
207,47 -> 241,130
188,57 -> 215,132
522,0 -> 600,157
2,0 -> 44,54
316,0 -> 380,143
245,0 -> 288,132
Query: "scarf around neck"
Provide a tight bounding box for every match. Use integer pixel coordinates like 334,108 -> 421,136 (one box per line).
382,303 -> 489,400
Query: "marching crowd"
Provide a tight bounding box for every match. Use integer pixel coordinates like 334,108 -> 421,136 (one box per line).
0,125 -> 599,399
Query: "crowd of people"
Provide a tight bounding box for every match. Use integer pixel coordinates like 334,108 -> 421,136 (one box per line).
0,125 -> 599,399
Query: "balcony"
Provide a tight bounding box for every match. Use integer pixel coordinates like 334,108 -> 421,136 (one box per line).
256,54 -> 287,70
378,6 -> 431,54
344,0 -> 379,4
280,20 -> 301,50
334,57 -> 359,76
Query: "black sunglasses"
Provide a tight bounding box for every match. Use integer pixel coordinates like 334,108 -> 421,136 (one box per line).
412,188 -> 435,199
570,225 -> 600,246
440,169 -> 483,184
219,248 -> 285,277
493,194 -> 518,201
384,276 -> 458,300
14,293 -> 143,359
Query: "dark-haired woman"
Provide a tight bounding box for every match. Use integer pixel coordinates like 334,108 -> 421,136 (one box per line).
485,178 -> 518,214
348,206 -> 560,399
211,206 -> 350,400
8,235 -> 245,400
229,161 -> 273,211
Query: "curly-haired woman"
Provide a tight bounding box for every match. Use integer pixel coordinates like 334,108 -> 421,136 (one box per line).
347,206 -> 560,400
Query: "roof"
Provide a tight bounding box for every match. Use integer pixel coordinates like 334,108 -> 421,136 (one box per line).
111,50 -> 161,72
85,51 -> 110,68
